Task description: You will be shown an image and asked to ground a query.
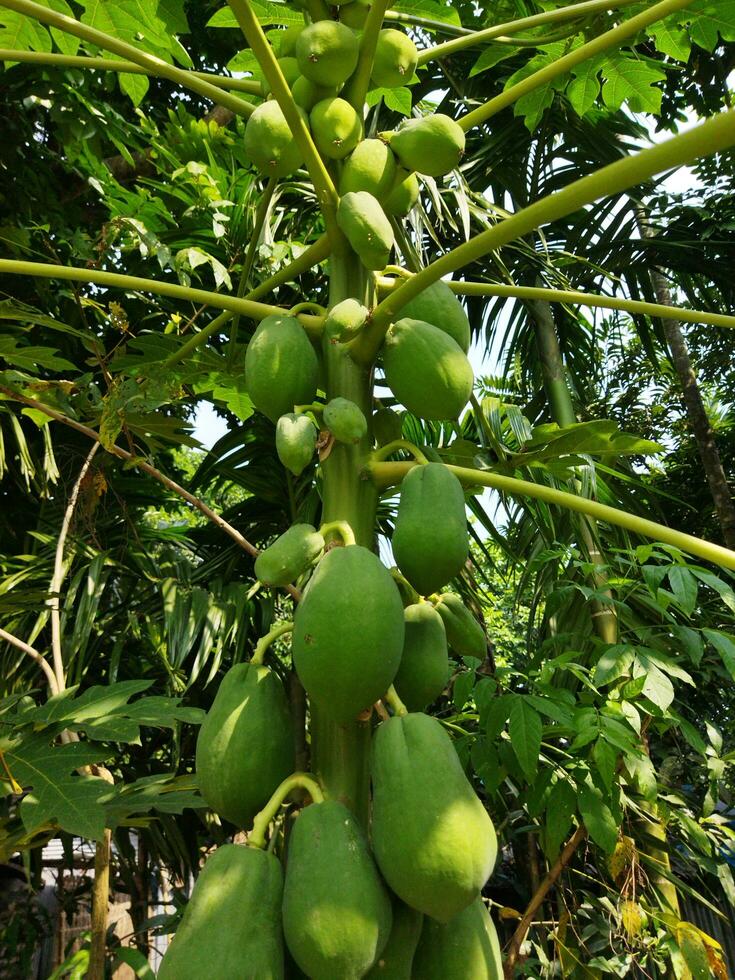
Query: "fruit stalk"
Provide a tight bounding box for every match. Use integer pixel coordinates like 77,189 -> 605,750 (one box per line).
249,772 -> 325,848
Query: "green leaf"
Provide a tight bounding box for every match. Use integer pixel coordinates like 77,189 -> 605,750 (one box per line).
393,0 -> 461,27
578,778 -> 618,854
592,737 -> 617,791
119,72 -> 150,106
542,778 -> 577,859
685,0 -> 735,51
593,644 -> 634,686
469,44 -> 516,78
667,566 -> 698,616
703,629 -> 735,680
0,337 -> 76,372
508,697 -> 542,781
600,52 -> 666,115
567,62 -> 601,117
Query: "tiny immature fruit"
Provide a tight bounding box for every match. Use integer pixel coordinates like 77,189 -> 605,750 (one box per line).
255,524 -> 324,586
383,114 -> 465,178
296,21 -> 359,87
276,413 -> 318,475
337,191 -> 394,270
371,29 -> 418,89
244,101 -> 306,178
310,97 -> 362,160
324,397 -> 368,444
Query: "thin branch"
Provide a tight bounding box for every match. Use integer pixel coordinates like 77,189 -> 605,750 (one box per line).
344,0 -> 392,111
503,825 -> 587,977
0,388 -> 302,602
0,626 -> 59,695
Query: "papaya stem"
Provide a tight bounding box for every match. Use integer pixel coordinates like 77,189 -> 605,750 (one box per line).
319,520 -> 357,547
290,301 -> 327,317
351,109 -> 735,363
390,568 -> 420,605
367,460 -> 735,573
249,772 -> 324,848
385,685 -> 408,717
295,402 -> 325,417
251,622 -> 294,666
371,439 -> 429,465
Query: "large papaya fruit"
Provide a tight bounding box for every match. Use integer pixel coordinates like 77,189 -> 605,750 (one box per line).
255,524 -> 324,586
383,114 -> 465,178
411,897 -> 503,979
434,592 -> 486,659
394,603 -> 449,711
244,101 -> 306,178
196,663 -> 294,828
364,897 -> 423,979
382,318 -> 473,420
244,315 -> 319,422
292,545 -> 404,721
371,712 -> 497,922
158,844 -> 284,980
310,97 -> 362,160
392,462 -> 468,596
340,138 -> 398,197
401,279 -> 471,353
282,800 -> 393,979
371,29 -> 418,88
296,21 -> 359,86
337,191 -> 394,271
276,413 -> 318,475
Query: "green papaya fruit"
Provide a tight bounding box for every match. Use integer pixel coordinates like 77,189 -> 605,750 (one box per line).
383,317 -> 473,420
383,170 -> 419,217
255,524 -> 325,586
310,97 -> 362,160
364,896 -> 423,979
323,397 -> 367,444
383,114 -> 465,178
401,279 -> 471,353
276,413 -> 318,475
263,57 -> 300,95
371,29 -> 418,88
195,663 -> 294,828
373,407 -> 403,446
244,101 -> 307,178
337,191 -> 394,271
371,712 -> 498,922
296,21 -> 359,87
282,800 -> 393,980
245,315 -> 319,422
434,592 -> 486,659
392,463 -> 468,596
292,75 -> 338,111
278,24 -> 304,57
158,844 -> 284,980
292,545 -> 404,721
340,0 -> 370,28
394,603 -> 449,711
339,139 -> 398,197
324,298 -> 369,340
411,897 -> 503,979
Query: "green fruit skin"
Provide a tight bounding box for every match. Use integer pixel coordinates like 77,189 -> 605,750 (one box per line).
371,29 -> 418,89
383,318 -> 473,421
387,114 -> 465,178
282,801 -> 393,980
263,57 -> 300,95
340,0 -> 370,28
373,407 -> 403,446
245,315 -> 319,422
392,463 -> 469,596
292,545 -> 405,721
158,844 -> 284,980
310,97 -> 362,160
244,101 -> 306,178
394,603 -> 449,711
401,279 -> 471,353
292,76 -> 338,111
434,592 -> 486,659
296,21 -> 359,87
337,191 -> 394,271
195,664 -> 294,828
278,25 -> 304,57
411,898 -> 503,980
383,170 -> 419,217
276,413 -> 318,476
324,298 -> 369,340
371,712 -> 498,923
323,397 -> 368,443
255,524 -> 324,586
339,139 -> 398,197
364,897 -> 423,979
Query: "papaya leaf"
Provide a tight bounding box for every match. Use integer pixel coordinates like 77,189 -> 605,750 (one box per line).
0,337 -> 76,373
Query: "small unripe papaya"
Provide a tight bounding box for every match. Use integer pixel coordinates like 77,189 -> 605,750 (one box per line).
384,170 -> 419,217
324,298 -> 369,340
371,712 -> 498,922
371,29 -> 418,88
373,407 -> 403,446
383,317 -> 473,420
365,898 -> 423,979
276,413 -> 317,475
340,0 -> 370,27
393,463 -> 469,596
244,101 -> 306,178
292,545 -> 404,721
262,57 -> 300,95
324,397 -> 368,443
292,75 -> 338,111
434,592 -> 486,660
340,138 -> 398,197
337,191 -> 394,270
401,279 -> 471,352
278,24 -> 303,57
310,97 -> 362,160
296,21 -> 359,87
196,664 -> 294,829
394,603 -> 449,711
383,114 -> 465,177
283,800 -> 393,980
412,897 -> 503,979
255,524 -> 324,586
244,315 -> 319,422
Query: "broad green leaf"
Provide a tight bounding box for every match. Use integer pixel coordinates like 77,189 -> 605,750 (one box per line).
567,62 -> 600,117
509,697 -> 542,781
120,72 -> 150,107
667,566 -> 698,616
594,644 -> 634,686
470,44 -> 516,78
685,0 -> 735,51
703,629 -> 735,681
592,737 -> 617,790
393,0 -> 461,28
0,337 -> 76,372
578,778 -> 618,854
543,778 -> 577,859
600,52 -> 666,114
0,10 -> 51,51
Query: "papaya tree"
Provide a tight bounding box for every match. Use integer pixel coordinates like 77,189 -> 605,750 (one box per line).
1,0 -> 735,977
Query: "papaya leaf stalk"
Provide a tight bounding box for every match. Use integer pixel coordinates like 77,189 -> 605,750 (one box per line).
249,773 -> 325,848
